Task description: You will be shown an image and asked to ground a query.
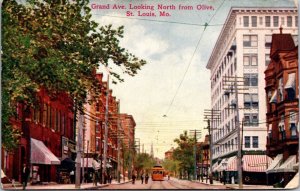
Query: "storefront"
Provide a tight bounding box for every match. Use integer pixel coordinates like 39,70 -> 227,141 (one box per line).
30,138 -> 61,183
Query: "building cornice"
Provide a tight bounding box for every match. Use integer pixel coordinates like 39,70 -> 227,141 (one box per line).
206,7 -> 297,71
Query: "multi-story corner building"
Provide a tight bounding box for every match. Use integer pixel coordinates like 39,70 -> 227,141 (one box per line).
206,7 -> 298,185
264,31 -> 298,186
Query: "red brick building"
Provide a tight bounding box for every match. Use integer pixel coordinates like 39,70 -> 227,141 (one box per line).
164,147 -> 174,160
2,88 -> 75,183
265,29 -> 298,186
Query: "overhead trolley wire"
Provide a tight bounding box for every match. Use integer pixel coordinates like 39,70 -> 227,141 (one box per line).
163,0 -> 226,117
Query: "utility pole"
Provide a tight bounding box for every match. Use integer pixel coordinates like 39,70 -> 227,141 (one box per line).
204,109 -> 220,184
103,75 -> 110,183
117,100 -> 121,183
75,114 -> 84,189
233,75 -> 242,189
189,129 -> 201,181
223,75 -> 247,189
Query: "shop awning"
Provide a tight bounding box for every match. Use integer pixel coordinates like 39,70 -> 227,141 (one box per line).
212,162 -> 219,172
1,169 -> 6,178
216,158 -> 228,172
226,156 -> 237,171
242,155 -> 272,172
275,155 -> 297,173
31,138 -> 60,165
285,172 -> 299,189
269,90 -> 277,103
284,73 -> 296,89
266,154 -> 283,174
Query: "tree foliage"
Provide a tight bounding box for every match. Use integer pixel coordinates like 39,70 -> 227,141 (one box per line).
172,131 -> 195,179
2,0 -> 146,150
162,159 -> 180,177
134,153 -> 155,176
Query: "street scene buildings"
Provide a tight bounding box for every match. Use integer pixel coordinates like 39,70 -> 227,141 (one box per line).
1,0 -> 299,190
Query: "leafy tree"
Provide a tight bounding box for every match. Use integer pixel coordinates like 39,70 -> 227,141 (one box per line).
162,159 -> 180,178
2,0 -> 146,150
134,153 -> 155,178
173,131 -> 195,180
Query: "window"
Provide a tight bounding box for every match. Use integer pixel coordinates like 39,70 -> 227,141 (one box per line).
231,139 -> 234,150
62,114 -> 65,135
279,115 -> 286,140
96,120 -> 100,133
286,75 -> 296,100
265,54 -> 270,66
251,16 -> 257,27
244,16 -> 249,27
96,137 -> 100,151
296,16 -> 298,27
265,16 -> 271,27
273,16 -> 279,27
252,136 -> 258,148
287,16 -> 293,27
290,111 -> 298,139
243,35 -> 258,47
42,104 -> 46,126
243,55 -> 257,66
244,74 -> 258,86
244,113 -> 259,126
244,94 -> 259,109
265,35 -> 272,48
245,136 -> 250,148
278,77 -> 283,102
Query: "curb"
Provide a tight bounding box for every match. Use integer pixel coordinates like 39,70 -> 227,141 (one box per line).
83,184 -> 109,190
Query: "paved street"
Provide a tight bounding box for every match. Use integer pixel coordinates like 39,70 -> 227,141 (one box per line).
103,178 -> 228,189
2,177 -> 278,190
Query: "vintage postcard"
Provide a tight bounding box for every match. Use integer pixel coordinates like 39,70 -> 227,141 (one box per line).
1,0 -> 299,190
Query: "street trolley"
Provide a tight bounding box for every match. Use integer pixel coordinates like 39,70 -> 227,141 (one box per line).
151,165 -> 165,181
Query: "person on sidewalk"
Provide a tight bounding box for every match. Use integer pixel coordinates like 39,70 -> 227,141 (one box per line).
21,163 -> 30,190
145,174 -> 149,184
132,173 -> 136,184
92,155 -> 100,186
140,173 -> 144,184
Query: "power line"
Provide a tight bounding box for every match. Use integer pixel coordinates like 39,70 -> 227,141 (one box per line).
93,14 -> 224,27
163,0 -> 225,117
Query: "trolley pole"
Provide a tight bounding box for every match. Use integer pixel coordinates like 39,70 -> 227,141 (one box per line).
117,100 -> 121,183
233,75 -> 243,189
103,74 -> 110,183
189,130 -> 201,181
75,114 -> 84,189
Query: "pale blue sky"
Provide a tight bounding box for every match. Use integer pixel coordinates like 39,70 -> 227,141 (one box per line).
90,0 -> 296,158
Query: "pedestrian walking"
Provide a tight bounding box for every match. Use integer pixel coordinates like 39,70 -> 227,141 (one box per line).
132,173 -> 136,184
140,173 -> 144,184
92,155 -> 100,186
70,170 -> 75,184
21,163 -> 30,190
145,174 -> 149,184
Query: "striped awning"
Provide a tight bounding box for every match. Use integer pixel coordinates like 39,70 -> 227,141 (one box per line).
243,155 -> 272,172
266,154 -> 283,174
284,73 -> 296,89
227,156 -> 237,171
212,162 -> 219,172
269,90 -> 277,103
274,155 -> 297,173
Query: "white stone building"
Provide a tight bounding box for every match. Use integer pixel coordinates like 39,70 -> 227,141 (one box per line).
206,7 -> 298,184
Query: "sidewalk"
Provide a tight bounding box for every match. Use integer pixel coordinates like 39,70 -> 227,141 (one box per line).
192,179 -> 275,189
1,178 -> 131,190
